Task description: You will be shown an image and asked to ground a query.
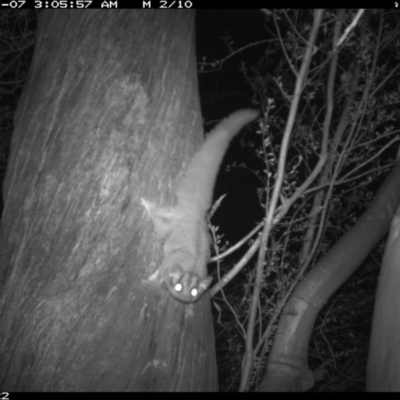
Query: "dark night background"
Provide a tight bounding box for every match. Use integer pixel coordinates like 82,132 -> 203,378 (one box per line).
1,9 -> 400,391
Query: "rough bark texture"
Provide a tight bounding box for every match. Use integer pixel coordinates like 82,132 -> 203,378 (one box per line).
0,10 -> 218,391
258,161 -> 400,391
367,204 -> 400,391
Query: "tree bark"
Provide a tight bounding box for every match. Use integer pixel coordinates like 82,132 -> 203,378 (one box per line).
367,203 -> 400,391
0,10 -> 217,391
258,161 -> 400,391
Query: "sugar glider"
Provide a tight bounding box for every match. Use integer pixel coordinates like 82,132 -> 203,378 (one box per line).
142,109 -> 259,303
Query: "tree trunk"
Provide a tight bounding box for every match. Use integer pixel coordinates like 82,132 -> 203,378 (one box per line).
258,161 -> 400,391
367,203 -> 400,391
0,10 -> 218,391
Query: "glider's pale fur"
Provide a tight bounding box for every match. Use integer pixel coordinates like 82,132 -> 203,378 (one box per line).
143,109 -> 259,303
